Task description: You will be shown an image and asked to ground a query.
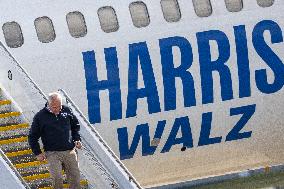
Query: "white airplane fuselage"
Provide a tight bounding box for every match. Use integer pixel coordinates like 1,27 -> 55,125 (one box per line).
0,0 -> 284,187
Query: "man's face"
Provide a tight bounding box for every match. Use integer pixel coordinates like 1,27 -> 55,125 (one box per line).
48,99 -> 62,115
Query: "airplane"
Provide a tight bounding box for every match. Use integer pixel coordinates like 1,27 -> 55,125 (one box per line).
0,0 -> 283,188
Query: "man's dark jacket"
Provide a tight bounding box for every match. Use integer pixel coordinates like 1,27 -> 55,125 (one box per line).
28,105 -> 81,156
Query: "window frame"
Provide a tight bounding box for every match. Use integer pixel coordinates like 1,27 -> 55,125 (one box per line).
129,1 -> 151,28
256,0 -> 274,7
66,11 -> 88,38
160,0 -> 182,23
224,0 -> 243,12
2,21 -> 24,48
34,16 -> 56,43
97,6 -> 120,33
192,0 -> 213,17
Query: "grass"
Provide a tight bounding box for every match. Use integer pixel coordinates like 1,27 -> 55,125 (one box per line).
190,171 -> 284,189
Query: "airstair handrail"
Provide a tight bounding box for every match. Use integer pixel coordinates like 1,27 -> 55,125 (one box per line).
0,148 -> 31,189
0,42 -> 48,101
58,88 -> 143,189
0,41 -> 143,188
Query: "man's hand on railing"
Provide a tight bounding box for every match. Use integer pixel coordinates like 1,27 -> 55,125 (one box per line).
36,153 -> 46,161
75,141 -> 82,149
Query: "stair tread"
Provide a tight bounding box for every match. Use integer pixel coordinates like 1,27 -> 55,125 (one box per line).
0,134 -> 28,140
32,179 -> 88,189
5,148 -> 32,157
23,170 -> 70,181
21,169 -> 49,177
1,128 -> 29,139
28,178 -> 53,189
0,120 -> 23,127
3,146 -> 30,153
0,141 -> 30,151
18,164 -> 49,176
0,100 -> 11,106
23,172 -> 51,181
0,135 -> 28,145
0,123 -> 29,132
0,111 -> 21,118
10,153 -> 37,164
14,160 -> 48,169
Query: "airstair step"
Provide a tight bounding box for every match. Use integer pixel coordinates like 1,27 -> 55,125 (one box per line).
3,146 -> 30,153
27,178 -> 53,189
0,100 -> 12,114
23,169 -> 68,181
37,179 -> 89,189
0,99 -> 11,106
0,106 -> 12,114
21,169 -> 49,178
0,119 -> 23,127
1,141 -> 30,151
0,133 -> 27,140
18,165 -> 49,177
0,112 -> 22,125
14,160 -> 48,169
0,135 -> 28,145
1,128 -> 29,139
5,148 -> 32,157
23,169 -> 86,182
23,172 -> 51,181
10,153 -> 37,164
0,123 -> 29,132
0,111 -> 21,119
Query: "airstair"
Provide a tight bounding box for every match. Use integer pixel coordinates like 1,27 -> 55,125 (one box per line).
0,87 -> 88,189
0,41 -> 142,189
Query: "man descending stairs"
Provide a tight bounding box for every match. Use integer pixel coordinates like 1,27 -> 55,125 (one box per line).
0,88 -> 89,189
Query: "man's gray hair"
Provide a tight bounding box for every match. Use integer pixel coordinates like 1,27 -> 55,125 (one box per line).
48,92 -> 63,104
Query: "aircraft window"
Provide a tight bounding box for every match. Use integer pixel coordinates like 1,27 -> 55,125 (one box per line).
2,22 -> 24,48
225,0 -> 243,12
161,0 -> 181,22
66,11 -> 87,38
34,16 -> 56,43
98,6 -> 119,33
256,0 -> 274,7
129,2 -> 150,28
192,0 -> 212,17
